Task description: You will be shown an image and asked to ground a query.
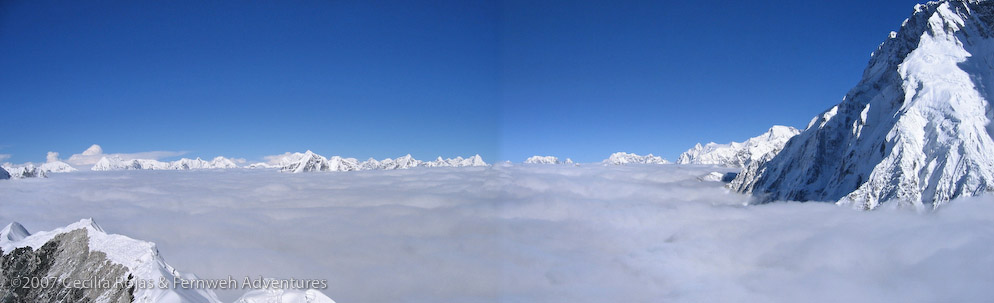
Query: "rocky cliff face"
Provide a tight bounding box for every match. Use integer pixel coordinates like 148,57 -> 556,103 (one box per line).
1,228 -> 134,303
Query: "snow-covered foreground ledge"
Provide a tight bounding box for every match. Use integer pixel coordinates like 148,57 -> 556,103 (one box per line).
1,165 -> 993,302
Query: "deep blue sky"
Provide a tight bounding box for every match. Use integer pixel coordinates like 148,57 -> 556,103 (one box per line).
1,0 -> 924,164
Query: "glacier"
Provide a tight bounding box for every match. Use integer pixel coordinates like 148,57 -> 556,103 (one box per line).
677,126 -> 800,168
732,0 -> 994,210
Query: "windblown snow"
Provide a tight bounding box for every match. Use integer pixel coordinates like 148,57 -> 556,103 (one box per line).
678,126 -> 800,168
733,0 -> 994,210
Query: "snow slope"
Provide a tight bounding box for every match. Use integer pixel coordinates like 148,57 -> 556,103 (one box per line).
677,126 -> 800,168
732,0 -> 994,210
602,152 -> 670,165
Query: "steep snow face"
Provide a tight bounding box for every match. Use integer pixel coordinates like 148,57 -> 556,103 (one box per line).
602,152 -> 670,165
0,219 -> 220,303
92,156 -> 242,171
1,164 -> 47,179
40,161 -> 77,173
732,0 -> 994,210
276,151 -> 488,173
678,126 -> 800,168
524,156 -> 575,165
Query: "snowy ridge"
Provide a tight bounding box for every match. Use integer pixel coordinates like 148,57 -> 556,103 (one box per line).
732,0 -> 994,210
92,156 -> 242,171
277,151 -> 488,173
0,219 -> 221,303
524,156 -> 575,165
602,152 -> 670,165
677,126 -> 800,168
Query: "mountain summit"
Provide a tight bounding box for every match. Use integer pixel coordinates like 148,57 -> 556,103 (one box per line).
732,0 -> 994,210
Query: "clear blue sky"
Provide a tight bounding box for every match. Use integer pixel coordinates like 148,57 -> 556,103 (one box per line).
1,0 -> 924,164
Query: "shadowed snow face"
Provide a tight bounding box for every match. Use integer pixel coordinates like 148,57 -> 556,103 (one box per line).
0,165 -> 992,302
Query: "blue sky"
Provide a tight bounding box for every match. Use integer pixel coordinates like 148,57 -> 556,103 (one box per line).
1,0 -> 923,164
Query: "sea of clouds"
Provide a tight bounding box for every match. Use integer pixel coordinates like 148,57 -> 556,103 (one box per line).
1,164 -> 992,302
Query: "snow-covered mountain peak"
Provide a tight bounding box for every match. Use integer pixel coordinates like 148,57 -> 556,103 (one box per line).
524,155 -> 575,165
731,0 -> 994,210
39,160 -> 77,173
276,151 -> 488,172
602,152 -> 670,165
678,126 -> 800,168
92,155 -> 244,171
0,222 -> 29,242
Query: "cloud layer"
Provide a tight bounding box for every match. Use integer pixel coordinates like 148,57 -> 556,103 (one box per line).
1,165 -> 992,302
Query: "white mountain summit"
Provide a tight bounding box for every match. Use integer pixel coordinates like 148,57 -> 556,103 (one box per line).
732,0 -> 994,210
678,126 -> 800,168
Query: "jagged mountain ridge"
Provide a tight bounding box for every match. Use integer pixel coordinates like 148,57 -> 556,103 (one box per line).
92,156 -> 241,171
731,0 -> 994,210
677,126 -> 800,168
278,151 -> 488,173
524,156 -> 575,165
602,152 -> 670,165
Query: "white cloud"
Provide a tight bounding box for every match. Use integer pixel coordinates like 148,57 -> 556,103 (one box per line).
46,151 -> 60,163
66,144 -> 186,166
263,152 -> 296,165
0,154 -> 9,162
1,165 -> 992,302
